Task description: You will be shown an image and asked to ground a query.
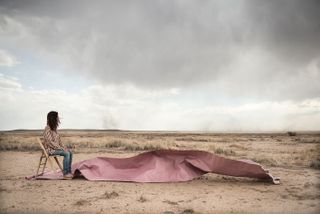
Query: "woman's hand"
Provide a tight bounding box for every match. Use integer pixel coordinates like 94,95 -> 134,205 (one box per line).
64,147 -> 71,152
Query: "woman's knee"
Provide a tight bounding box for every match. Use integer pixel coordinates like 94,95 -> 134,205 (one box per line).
63,151 -> 70,159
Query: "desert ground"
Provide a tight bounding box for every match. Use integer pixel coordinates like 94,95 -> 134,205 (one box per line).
0,130 -> 319,214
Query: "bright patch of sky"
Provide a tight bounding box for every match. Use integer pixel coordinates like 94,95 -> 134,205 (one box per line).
0,51 -> 92,93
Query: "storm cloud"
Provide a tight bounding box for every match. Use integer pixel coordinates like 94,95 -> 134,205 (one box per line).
0,0 -> 319,100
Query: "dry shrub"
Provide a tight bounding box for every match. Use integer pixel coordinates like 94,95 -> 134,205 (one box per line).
102,191 -> 119,199
163,200 -> 178,205
124,142 -> 164,151
137,195 -> 147,203
105,139 -> 175,151
310,158 -> 320,170
84,141 -> 97,148
215,147 -> 236,156
105,140 -> 125,148
287,131 -> 297,136
74,199 -> 91,206
181,209 -> 195,214
208,145 -> 236,156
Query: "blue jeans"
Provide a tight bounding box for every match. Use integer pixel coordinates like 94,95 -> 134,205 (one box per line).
51,150 -> 73,175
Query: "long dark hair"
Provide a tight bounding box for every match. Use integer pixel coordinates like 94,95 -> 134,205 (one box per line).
47,111 -> 60,131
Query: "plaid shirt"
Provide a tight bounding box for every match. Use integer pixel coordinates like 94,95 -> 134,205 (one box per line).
43,125 -> 65,154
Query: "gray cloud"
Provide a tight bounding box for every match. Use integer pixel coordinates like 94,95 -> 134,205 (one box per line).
244,1 -> 320,63
0,0 -> 319,100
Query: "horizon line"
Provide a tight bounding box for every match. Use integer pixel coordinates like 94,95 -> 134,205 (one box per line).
1,128 -> 320,134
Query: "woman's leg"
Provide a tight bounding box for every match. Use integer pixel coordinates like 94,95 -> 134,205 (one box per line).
68,151 -> 73,173
52,150 -> 71,175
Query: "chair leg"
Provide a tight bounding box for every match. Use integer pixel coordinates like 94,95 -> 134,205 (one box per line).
36,155 -> 43,177
54,157 -> 63,172
36,153 -> 47,177
41,158 -> 48,175
35,153 -> 64,177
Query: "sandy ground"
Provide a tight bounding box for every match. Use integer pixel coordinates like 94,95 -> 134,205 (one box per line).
0,131 -> 319,213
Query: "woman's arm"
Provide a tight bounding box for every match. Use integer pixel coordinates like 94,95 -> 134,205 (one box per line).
43,127 -> 64,150
57,135 -> 68,151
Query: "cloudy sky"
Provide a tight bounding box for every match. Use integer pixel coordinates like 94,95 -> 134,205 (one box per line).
0,0 -> 319,131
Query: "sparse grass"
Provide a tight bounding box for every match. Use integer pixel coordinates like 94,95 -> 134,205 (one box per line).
105,139 -> 170,151
0,136 -> 175,152
215,147 -> 236,156
105,140 -> 125,148
1,131 -> 319,170
229,144 -> 248,150
124,142 -> 165,151
0,141 -> 39,151
208,145 -> 236,156
176,137 -> 210,142
252,157 -> 278,167
298,139 -> 320,144
295,145 -> 320,162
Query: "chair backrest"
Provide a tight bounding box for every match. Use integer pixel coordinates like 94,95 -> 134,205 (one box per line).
37,137 -> 50,158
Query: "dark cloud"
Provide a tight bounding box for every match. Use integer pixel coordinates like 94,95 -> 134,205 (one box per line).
243,0 -> 320,64
0,0 -> 319,100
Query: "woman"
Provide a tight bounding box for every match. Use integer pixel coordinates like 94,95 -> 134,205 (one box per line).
43,111 -> 73,179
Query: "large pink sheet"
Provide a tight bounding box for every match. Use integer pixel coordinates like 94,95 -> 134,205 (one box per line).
27,150 -> 280,184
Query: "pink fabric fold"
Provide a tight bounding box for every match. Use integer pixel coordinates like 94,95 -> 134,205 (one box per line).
26,150 -> 280,184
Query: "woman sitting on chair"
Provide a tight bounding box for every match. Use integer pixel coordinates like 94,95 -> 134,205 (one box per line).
43,111 -> 73,179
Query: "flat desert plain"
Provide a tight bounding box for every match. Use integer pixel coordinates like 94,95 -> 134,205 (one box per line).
0,130 -> 319,214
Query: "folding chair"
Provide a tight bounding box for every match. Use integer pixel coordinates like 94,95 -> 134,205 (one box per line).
35,137 -> 63,177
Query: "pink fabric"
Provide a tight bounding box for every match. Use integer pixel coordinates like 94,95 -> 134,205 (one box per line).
27,150 -> 280,184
